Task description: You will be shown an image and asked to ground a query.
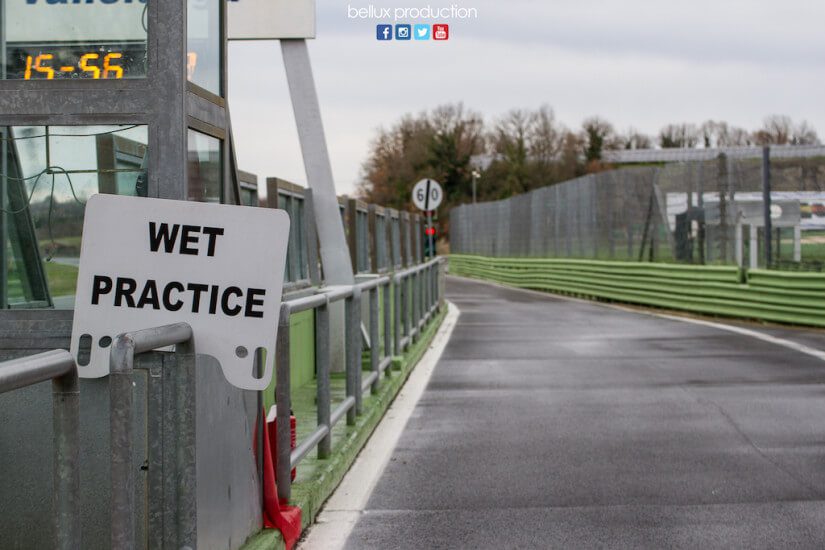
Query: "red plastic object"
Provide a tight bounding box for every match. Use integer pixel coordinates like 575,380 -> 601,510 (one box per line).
255,407 -> 302,550
267,406 -> 297,481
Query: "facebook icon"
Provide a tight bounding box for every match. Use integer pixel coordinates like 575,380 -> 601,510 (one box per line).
376,24 -> 393,41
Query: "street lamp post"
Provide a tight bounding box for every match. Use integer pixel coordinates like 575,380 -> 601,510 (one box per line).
472,170 -> 481,204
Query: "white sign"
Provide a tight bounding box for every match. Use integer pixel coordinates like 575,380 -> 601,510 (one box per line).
412,179 -> 443,211
228,0 -> 316,40
5,0 -> 147,42
770,204 -> 783,220
70,195 -> 290,390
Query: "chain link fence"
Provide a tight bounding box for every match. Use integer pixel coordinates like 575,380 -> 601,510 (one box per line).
451,154 -> 825,271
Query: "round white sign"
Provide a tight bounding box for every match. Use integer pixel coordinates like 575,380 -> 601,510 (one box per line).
412,179 -> 443,211
770,204 -> 783,220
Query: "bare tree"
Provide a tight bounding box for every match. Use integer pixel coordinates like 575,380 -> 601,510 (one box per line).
753,115 -> 794,145
619,128 -> 652,150
528,105 -> 564,165
489,109 -> 533,194
753,115 -> 820,146
791,120 -> 820,145
720,126 -> 752,146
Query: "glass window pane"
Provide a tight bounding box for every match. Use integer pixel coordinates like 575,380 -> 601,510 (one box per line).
187,0 -> 221,95
0,0 -> 148,80
1,125 -> 148,310
240,186 -> 257,206
187,129 -> 222,203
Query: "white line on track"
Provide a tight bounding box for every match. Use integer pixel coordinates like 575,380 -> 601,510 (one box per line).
449,274 -> 825,363
632,310 -> 825,362
298,302 -> 461,550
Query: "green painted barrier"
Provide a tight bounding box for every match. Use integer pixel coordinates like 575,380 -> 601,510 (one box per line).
450,255 -> 825,328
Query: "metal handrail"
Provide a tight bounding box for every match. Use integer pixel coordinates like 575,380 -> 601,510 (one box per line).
275,257 -> 445,501
109,323 -> 195,550
0,350 -> 80,550
0,256 -> 445,544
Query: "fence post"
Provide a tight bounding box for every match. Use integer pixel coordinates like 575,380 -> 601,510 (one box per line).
369,286 -> 380,393
762,146 -> 773,267
52,367 -> 80,550
316,299 -> 331,458
346,287 -> 362,422
110,334 -> 136,550
393,278 -> 402,357
383,282 -> 392,373
276,304 -> 292,502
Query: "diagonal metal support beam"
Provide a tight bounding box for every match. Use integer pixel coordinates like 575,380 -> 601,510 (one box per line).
281,39 -> 354,285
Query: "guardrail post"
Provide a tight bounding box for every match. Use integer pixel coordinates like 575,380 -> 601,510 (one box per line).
383,282 -> 392,375
346,287 -> 362,423
393,278 -> 402,357
52,366 -> 80,550
110,334 -> 137,550
426,264 -> 433,313
422,267 -> 427,319
402,275 -> 410,350
276,304 -> 292,502
369,286 -> 380,394
432,263 -> 437,310
316,299 -> 331,458
412,271 -> 419,335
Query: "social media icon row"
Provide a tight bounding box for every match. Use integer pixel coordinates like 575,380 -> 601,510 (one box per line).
377,24 -> 449,41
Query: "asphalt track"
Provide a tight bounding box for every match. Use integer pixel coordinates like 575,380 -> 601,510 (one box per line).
344,276 -> 825,549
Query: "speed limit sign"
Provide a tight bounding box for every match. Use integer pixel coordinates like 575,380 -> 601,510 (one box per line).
412,179 -> 443,211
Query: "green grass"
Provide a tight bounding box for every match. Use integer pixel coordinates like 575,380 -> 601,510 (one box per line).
5,259 -> 78,304
44,261 -> 79,297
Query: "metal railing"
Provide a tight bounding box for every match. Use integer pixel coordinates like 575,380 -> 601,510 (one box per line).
0,257 -> 445,544
275,257 -> 445,501
109,323 -> 195,550
0,350 -> 80,550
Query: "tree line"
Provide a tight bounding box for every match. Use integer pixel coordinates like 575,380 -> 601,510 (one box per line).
356,104 -> 820,229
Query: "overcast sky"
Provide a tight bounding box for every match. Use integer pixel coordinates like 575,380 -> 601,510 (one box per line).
228,0 -> 825,196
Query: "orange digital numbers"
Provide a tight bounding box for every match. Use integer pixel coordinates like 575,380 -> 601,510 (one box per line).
24,55 -> 34,80
103,53 -> 124,79
23,51 -> 125,80
34,54 -> 55,80
79,53 -> 101,79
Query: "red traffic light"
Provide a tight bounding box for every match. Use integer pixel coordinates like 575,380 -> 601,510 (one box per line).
425,227 -> 437,237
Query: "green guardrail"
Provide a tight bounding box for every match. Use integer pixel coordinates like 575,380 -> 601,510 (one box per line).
450,255 -> 825,328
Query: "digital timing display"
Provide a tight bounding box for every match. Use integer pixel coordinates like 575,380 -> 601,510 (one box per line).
5,43 -> 146,80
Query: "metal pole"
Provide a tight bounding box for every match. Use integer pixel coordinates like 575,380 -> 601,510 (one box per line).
393,278 -> 401,357
345,287 -> 362,423
383,282 -> 392,374
276,304 -> 292,502
110,334 -> 136,550
762,146 -> 772,267
427,210 -> 434,259
52,367 -> 80,550
1,127 -> 8,309
369,287 -> 380,394
0,351 -> 80,549
109,323 -> 194,550
472,172 -> 477,204
316,300 -> 331,458
175,337 -> 197,548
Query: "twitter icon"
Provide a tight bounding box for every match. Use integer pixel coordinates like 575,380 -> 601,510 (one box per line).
414,24 -> 431,40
